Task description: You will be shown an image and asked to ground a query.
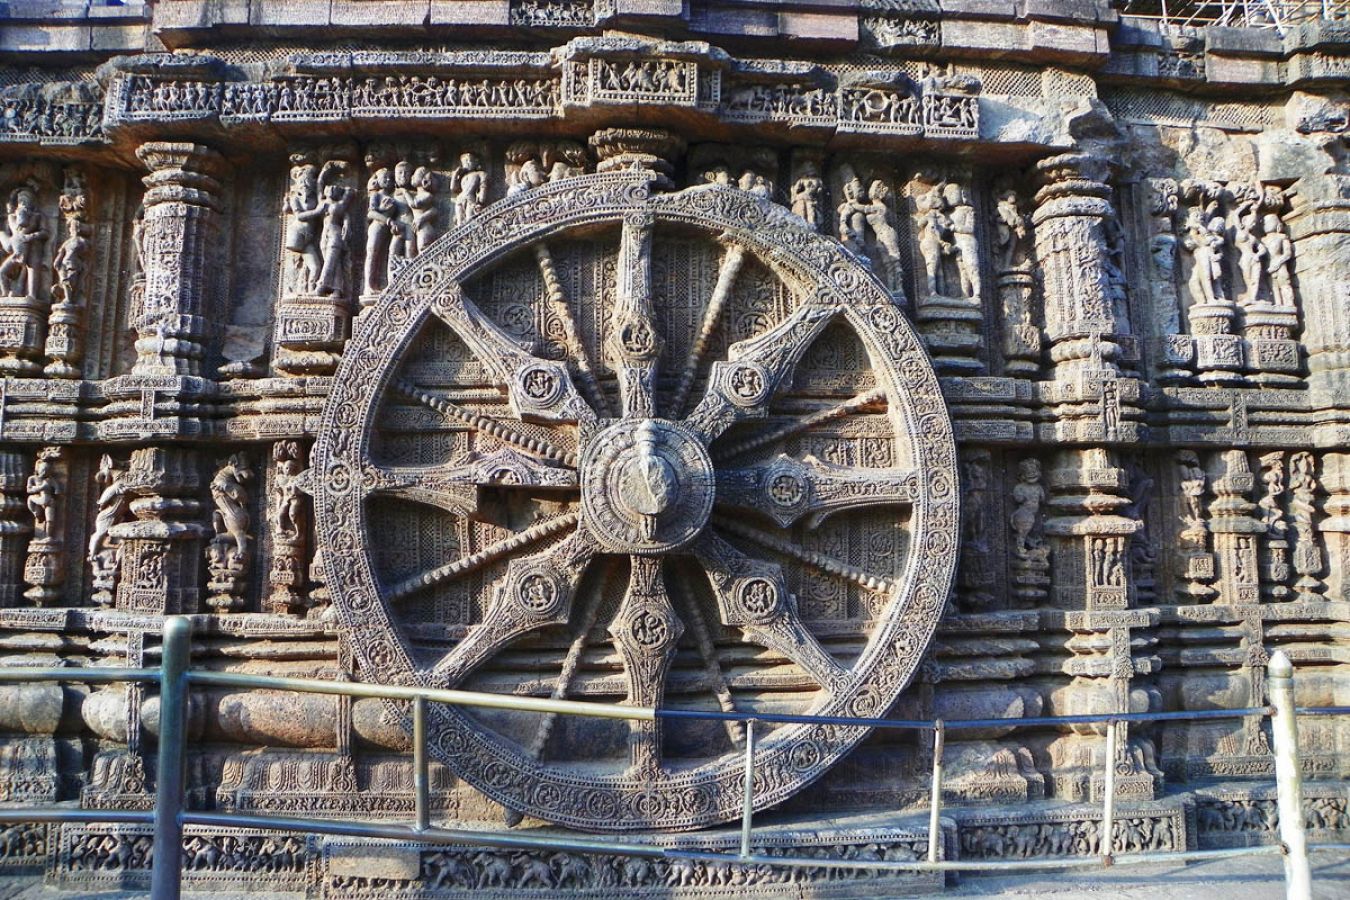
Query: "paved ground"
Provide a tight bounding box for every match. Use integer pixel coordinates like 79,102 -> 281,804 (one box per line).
0,850 -> 1345,898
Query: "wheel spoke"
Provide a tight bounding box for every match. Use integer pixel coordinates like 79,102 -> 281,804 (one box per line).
427,526 -> 597,687
683,303 -> 839,444
523,559 -> 615,761
711,514 -> 894,594
716,454 -> 918,529
387,512 -> 580,603
364,449 -> 577,519
393,378 -> 576,466
713,387 -> 886,463
669,574 -> 745,747
430,282 -> 596,425
534,242 -> 611,417
607,556 -> 683,776
668,240 -> 747,418
605,211 -> 662,419
694,532 -> 848,693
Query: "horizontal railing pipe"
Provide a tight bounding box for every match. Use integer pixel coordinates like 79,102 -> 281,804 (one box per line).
186,670 -> 655,722
0,666 -> 159,685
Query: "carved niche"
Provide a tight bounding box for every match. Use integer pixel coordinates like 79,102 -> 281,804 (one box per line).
311,172 -> 959,832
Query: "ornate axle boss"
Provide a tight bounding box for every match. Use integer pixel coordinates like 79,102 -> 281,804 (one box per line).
313,173 -> 959,831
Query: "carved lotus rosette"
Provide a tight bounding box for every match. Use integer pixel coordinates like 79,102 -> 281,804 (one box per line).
312,172 -> 959,832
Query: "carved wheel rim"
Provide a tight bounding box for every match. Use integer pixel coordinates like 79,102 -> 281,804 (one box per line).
314,173 -> 959,832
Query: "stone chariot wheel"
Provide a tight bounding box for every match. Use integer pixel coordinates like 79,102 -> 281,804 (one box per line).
313,172 -> 959,832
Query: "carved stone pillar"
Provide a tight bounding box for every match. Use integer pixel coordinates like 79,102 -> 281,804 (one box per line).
0,451 -> 32,607
1286,174 -> 1350,401
131,142 -> 226,377
110,447 -> 205,615
1044,448 -> 1156,801
1208,450 -> 1262,606
1033,153 -> 1132,380
1320,453 -> 1350,603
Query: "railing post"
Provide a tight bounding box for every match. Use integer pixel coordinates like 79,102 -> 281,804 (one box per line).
927,720 -> 944,864
1269,651 -> 1312,900
739,719 -> 755,859
413,695 -> 429,831
1101,719 -> 1117,866
150,615 -> 191,900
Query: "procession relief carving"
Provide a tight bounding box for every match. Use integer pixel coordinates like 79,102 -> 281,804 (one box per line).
0,14 -> 1345,891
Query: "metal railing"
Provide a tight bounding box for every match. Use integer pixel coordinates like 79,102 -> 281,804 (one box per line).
0,615 -> 1345,899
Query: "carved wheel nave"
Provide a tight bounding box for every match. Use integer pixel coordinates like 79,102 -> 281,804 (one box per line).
313,173 -> 959,831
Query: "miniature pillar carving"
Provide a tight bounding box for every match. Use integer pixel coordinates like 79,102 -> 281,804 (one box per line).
1320,453 -> 1350,603
110,447 -> 206,615
1285,174 -> 1350,398
0,451 -> 32,607
1033,153 -> 1131,379
131,142 -> 227,377
1208,450 -> 1262,606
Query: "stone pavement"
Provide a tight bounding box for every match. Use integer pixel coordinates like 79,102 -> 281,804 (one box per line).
0,850 -> 1346,899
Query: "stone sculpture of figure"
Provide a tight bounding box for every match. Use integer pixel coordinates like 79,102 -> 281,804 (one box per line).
130,206 -> 146,279
915,183 -> 954,298
945,182 -> 980,298
994,188 -> 1029,271
315,162 -> 355,297
284,161 -> 324,294
50,205 -> 89,306
363,168 -> 398,295
1,186 -> 47,299
450,151 -> 487,226
1177,450 -> 1207,546
26,449 -> 59,541
410,166 -> 440,253
861,179 -> 904,294
836,172 -> 868,256
703,165 -> 732,187
1184,214 -> 1227,306
1150,216 -> 1177,285
88,454 -> 130,590
1010,458 -> 1046,559
1234,203 -> 1266,306
1261,213 -> 1295,308
1259,451 -> 1287,536
273,441 -> 307,542
509,153 -> 547,197
545,142 -> 587,182
388,160 -> 417,271
790,164 -> 824,232
738,170 -> 773,201
210,453 -> 254,568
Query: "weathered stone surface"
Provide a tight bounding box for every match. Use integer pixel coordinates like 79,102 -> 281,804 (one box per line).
0,1 -> 1345,894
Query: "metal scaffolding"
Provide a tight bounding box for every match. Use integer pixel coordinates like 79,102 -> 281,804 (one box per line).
1122,0 -> 1349,32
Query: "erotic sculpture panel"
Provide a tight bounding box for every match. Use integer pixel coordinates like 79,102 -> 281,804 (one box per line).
312,172 -> 959,831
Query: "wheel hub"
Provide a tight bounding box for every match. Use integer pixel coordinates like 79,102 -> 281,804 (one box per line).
580,418 -> 714,554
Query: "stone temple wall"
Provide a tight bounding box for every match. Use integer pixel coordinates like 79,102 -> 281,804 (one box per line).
0,0 -> 1346,895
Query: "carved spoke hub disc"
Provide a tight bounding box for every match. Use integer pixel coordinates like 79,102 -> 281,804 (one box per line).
313,173 -> 959,832
581,419 -> 714,554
